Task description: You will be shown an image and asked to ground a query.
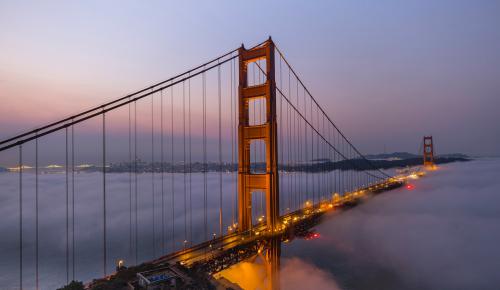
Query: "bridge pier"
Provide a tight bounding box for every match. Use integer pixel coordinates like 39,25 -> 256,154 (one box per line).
238,38 -> 280,233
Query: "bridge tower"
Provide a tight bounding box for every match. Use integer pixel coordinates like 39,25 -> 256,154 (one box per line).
238,38 -> 280,233
423,136 -> 434,167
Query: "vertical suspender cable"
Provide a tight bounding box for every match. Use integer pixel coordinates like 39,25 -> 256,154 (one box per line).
218,64 -> 223,237
171,84 -> 175,251
327,121 -> 331,195
188,76 -> 192,245
336,130 -> 339,194
290,76 -> 300,206
316,105 -> 320,201
19,144 -> 23,290
202,71 -> 207,246
304,82 -> 308,203
343,138 -> 346,194
183,81 -> 187,244
134,102 -> 138,264
233,59 -> 237,224
102,112 -> 107,276
258,61 -> 263,217
151,91 -> 155,258
310,95 -> 314,204
288,67 -> 292,210
71,124 -> 75,281
324,124 -> 327,197
328,125 -> 335,196
279,56 -> 284,211
230,56 -> 235,226
297,79 -> 301,204
291,73 -> 295,208
160,90 -> 165,253
65,127 -> 69,284
35,137 -> 39,290
129,100 -> 132,260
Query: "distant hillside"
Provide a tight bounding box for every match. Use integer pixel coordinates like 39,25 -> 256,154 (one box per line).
366,152 -> 469,160
0,166 -> 7,172
437,153 -> 469,159
365,152 -> 419,160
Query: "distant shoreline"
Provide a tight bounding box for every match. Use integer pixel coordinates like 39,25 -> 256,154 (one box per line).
0,156 -> 470,174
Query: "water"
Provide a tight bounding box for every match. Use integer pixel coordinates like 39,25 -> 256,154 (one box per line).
3,159 -> 497,289
220,158 -> 500,290
0,168 -> 367,289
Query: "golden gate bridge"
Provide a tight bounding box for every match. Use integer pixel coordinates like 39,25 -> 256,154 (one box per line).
0,38 -> 426,289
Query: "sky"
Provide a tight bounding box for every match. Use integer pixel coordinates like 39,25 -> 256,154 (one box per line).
1,0 -> 499,159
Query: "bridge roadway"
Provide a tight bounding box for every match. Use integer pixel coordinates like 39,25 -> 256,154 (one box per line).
146,177 -> 407,270
88,175 -> 413,289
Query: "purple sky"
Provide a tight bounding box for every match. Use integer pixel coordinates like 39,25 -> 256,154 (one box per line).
1,0 -> 499,158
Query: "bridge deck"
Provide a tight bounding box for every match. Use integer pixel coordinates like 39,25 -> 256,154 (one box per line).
149,178 -> 405,268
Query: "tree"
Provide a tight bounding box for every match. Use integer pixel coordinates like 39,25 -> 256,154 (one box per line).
56,280 -> 85,290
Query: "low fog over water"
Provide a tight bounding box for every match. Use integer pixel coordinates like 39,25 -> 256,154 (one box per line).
276,158 -> 500,290
1,159 -> 498,289
1,168 -> 364,289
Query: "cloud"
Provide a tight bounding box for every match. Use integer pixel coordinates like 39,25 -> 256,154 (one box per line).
1,159 -> 499,289
296,158 -> 500,290
215,256 -> 342,290
280,258 -> 341,290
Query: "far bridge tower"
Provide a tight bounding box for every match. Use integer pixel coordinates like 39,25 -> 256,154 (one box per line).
423,136 -> 435,167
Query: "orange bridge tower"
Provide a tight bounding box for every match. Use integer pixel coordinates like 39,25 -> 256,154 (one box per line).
237,38 -> 279,233
423,136 -> 435,167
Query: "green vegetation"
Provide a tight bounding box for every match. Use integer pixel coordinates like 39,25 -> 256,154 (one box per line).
56,281 -> 84,290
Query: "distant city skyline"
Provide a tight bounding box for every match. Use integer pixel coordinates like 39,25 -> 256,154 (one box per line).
1,0 -> 499,161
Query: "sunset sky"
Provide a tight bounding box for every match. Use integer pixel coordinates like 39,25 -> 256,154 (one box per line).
1,0 -> 499,157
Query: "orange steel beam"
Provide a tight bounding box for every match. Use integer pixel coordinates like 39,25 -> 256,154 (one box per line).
238,38 -> 279,233
423,136 -> 434,166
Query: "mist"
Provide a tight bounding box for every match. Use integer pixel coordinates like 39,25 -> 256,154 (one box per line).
281,158 -> 500,290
